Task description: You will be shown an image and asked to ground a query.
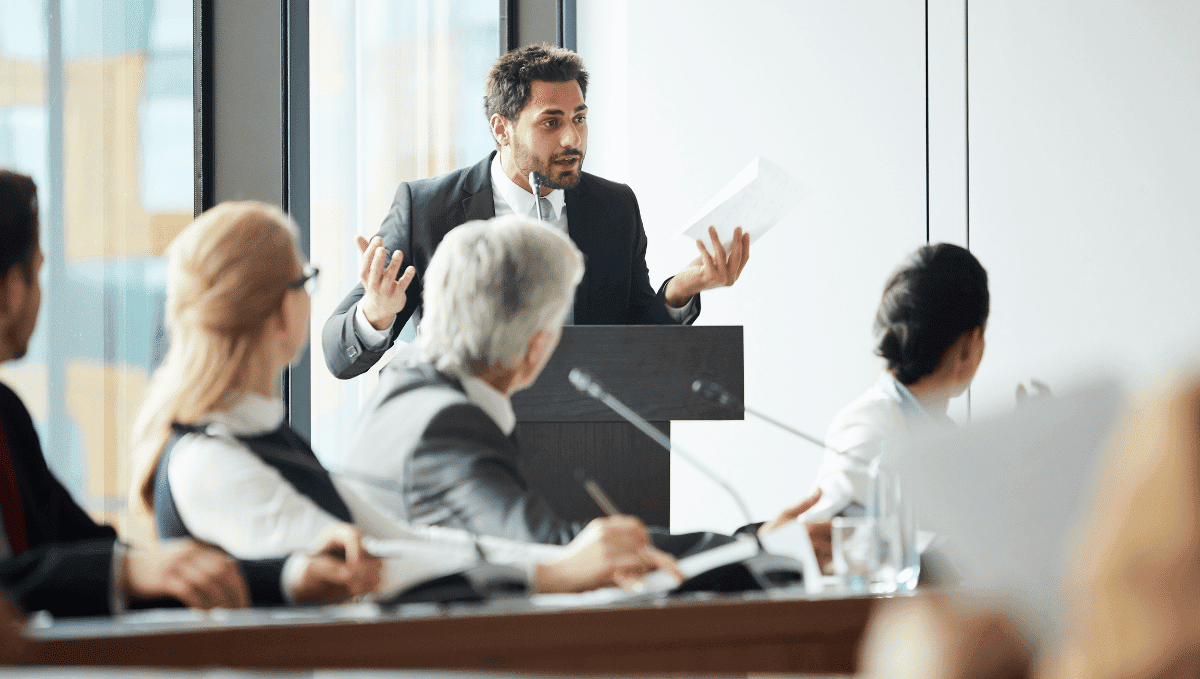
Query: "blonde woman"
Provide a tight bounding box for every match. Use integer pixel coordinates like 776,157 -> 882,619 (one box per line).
131,202 -> 677,598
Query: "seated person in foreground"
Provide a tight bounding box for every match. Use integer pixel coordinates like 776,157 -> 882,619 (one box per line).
339,215 -> 825,555
0,171 -> 368,617
1042,375 -> 1200,679
801,243 -> 990,522
131,201 -> 678,596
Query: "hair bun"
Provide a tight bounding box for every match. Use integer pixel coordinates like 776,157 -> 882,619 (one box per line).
874,244 -> 989,385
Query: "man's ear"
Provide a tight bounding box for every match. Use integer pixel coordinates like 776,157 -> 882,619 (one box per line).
0,267 -> 26,318
489,113 -> 510,147
523,328 -> 553,372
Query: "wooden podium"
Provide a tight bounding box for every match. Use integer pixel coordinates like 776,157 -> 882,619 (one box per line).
510,325 -> 743,528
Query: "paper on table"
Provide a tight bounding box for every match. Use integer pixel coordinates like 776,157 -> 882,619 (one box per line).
678,156 -> 805,246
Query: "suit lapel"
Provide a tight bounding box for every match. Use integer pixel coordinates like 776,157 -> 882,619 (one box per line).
565,177 -> 598,323
460,152 -> 498,225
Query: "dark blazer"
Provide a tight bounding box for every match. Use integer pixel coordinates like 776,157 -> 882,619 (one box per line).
0,383 -> 287,616
342,350 -> 732,558
322,153 -> 700,379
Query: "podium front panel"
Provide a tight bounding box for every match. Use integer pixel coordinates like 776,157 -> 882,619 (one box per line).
510,326 -> 744,528
512,325 -> 744,423
515,421 -> 671,527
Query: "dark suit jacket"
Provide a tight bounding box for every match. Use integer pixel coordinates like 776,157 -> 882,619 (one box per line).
0,383 -> 287,616
343,350 -> 732,558
322,153 -> 700,379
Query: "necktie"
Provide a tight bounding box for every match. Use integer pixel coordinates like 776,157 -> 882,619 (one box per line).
0,421 -> 29,555
536,196 -> 554,222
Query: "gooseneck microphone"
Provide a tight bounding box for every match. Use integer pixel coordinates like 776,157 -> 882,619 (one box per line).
529,171 -> 548,222
570,368 -> 812,593
692,379 -> 838,454
569,368 -> 760,546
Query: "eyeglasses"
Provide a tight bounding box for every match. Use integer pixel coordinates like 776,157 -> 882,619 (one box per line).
289,266 -> 320,294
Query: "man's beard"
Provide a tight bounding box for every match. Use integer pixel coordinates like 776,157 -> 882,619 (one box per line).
517,146 -> 584,191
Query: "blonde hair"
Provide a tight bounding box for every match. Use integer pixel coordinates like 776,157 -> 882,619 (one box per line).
131,201 -> 303,512
416,215 -> 584,374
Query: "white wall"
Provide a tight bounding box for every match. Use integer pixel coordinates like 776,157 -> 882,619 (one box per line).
968,1 -> 1200,415
579,0 -> 928,534
579,0 -> 1200,534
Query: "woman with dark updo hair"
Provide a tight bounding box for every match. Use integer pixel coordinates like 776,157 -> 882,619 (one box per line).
800,243 -> 990,521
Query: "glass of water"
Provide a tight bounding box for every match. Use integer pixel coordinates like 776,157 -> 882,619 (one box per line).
831,516 -> 877,593
869,466 -> 921,593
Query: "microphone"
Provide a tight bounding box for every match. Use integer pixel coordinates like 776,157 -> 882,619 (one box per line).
529,171 -> 548,222
331,469 -> 528,604
692,379 -> 835,453
569,368 -> 808,593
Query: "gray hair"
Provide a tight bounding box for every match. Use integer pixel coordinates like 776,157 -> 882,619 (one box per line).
416,215 -> 585,374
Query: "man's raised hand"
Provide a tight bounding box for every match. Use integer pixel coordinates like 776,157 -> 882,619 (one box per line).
664,226 -> 751,307
357,235 -> 417,331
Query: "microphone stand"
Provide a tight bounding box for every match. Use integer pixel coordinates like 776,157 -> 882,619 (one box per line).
692,379 -> 837,453
569,368 -> 808,592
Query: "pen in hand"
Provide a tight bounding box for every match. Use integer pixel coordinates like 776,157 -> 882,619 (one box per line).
576,467 -> 621,517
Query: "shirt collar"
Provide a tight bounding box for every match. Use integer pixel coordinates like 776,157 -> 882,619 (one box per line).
877,372 -> 940,428
194,393 -> 285,437
447,366 -> 517,436
490,153 -> 566,220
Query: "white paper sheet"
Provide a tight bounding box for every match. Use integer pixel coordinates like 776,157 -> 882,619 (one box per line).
678,156 -> 805,245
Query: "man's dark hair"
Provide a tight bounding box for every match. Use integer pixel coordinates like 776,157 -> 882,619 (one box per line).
0,170 -> 39,282
875,243 -> 990,385
484,43 -> 588,122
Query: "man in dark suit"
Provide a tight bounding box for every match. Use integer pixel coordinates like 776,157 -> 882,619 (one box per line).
323,44 -> 751,379
0,170 -> 378,616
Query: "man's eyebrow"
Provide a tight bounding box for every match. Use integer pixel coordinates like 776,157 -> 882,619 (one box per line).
538,104 -> 588,117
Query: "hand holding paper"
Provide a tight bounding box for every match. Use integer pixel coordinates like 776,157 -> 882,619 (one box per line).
664,225 -> 750,306
665,157 -> 804,306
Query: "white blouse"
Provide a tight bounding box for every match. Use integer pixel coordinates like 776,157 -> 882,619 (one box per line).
799,372 -> 942,522
166,393 -> 562,594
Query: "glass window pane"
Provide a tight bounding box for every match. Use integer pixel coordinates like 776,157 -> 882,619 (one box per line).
308,0 -> 499,466
0,0 -> 193,540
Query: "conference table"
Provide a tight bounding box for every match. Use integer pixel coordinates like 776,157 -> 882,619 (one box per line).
14,588 -> 889,674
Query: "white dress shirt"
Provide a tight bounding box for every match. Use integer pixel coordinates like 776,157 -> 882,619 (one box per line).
453,367 -> 517,436
798,372 -> 944,522
167,393 -> 562,596
352,155 -> 695,346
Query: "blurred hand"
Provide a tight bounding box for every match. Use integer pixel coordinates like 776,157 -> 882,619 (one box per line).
291,523 -> 384,605
758,489 -> 833,571
1015,379 -> 1053,406
537,516 -> 684,593
356,235 -> 417,330
808,520 -> 833,573
665,226 -> 751,306
758,488 -> 822,537
124,539 -> 249,610
861,594 -> 1031,679
0,593 -> 23,663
